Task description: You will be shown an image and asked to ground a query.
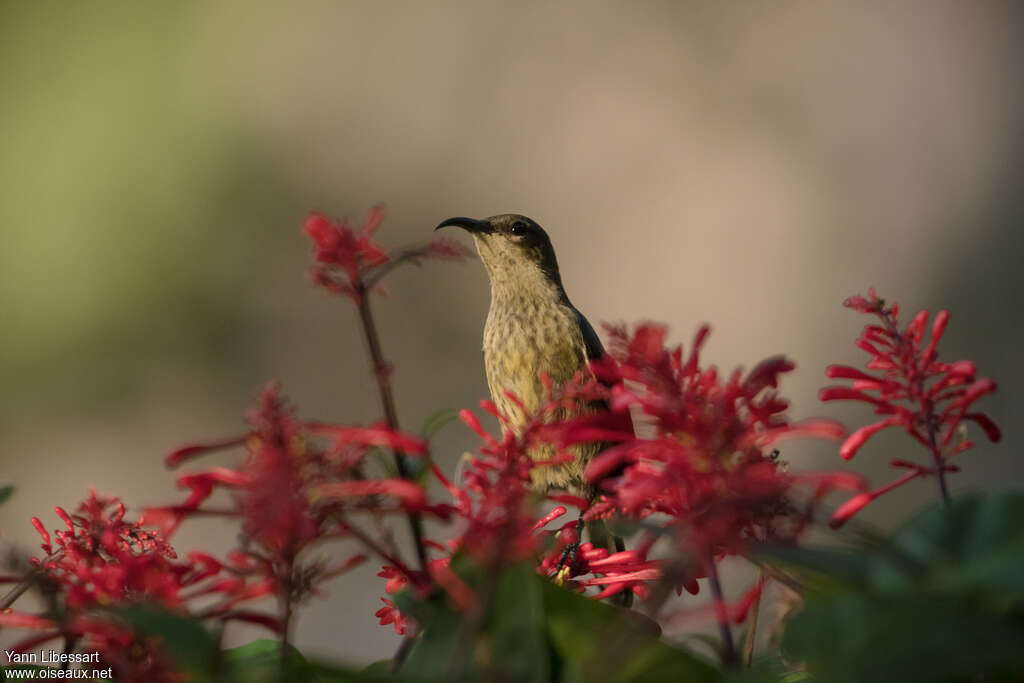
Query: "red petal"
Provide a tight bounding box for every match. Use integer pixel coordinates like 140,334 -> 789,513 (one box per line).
458,409 -> 498,447
753,418 -> 846,446
825,365 -> 879,382
830,469 -> 921,528
305,423 -> 428,455
303,213 -> 340,251
584,447 -> 632,483
30,517 -> 51,551
177,467 -> 252,489
165,436 -> 247,467
829,493 -> 873,528
947,360 -> 977,377
731,578 -> 765,624
532,506 -> 568,532
217,611 -> 283,633
361,204 -> 386,236
922,310 -> 949,363
839,417 -> 902,460
819,386 -> 884,404
960,378 -> 997,405
744,355 -> 795,394
964,412 -> 1001,443
0,612 -> 55,630
430,563 -> 475,611
317,479 -> 426,506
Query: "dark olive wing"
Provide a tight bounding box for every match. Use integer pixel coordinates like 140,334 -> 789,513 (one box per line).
574,308 -> 606,363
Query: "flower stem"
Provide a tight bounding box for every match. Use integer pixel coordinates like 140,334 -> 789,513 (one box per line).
354,287 -> 429,572
706,558 -> 738,668
279,572 -> 294,681
0,578 -> 32,611
926,420 -> 950,505
743,573 -> 765,667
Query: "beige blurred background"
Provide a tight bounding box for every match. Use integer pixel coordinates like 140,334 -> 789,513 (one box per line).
2,0 -> 1022,667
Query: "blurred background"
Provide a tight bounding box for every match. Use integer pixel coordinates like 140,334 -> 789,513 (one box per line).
2,0 -> 1022,667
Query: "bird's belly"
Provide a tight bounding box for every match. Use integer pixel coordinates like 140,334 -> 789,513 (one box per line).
482,308 -> 593,493
483,323 -> 583,419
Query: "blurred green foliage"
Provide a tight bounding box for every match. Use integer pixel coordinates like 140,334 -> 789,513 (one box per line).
766,493 -> 1024,683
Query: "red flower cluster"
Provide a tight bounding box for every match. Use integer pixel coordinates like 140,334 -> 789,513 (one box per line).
538,533 -> 662,601
0,492 -> 271,682
821,290 -> 1001,526
304,206 -> 471,302
148,383 -> 464,643
556,324 -> 862,599
371,376 -> 667,632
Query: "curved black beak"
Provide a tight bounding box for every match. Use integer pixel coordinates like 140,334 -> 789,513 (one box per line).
434,216 -> 491,234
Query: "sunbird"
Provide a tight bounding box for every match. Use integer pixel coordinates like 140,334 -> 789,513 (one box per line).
435,213 -> 607,495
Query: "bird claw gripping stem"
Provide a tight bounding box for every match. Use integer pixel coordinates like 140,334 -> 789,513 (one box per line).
554,513 -> 586,576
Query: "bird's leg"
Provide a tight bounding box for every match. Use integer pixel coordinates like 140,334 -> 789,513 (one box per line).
554,513 -> 634,609
555,509 -> 585,576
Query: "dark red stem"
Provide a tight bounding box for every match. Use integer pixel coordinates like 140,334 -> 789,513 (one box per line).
926,418 -> 951,504
354,284 -> 429,572
706,558 -> 738,668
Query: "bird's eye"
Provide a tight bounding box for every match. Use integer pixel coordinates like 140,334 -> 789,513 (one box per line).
510,221 -> 528,235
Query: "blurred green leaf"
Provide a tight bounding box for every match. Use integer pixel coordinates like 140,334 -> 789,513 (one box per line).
776,492 -> 1024,682
0,484 -> 13,505
420,408 -> 459,441
224,639 -> 317,683
487,562 -> 551,682
783,594 -> 1024,683
359,660 -> 394,675
888,492 -> 1024,603
224,640 -> 406,683
540,579 -> 719,683
109,605 -> 219,681
751,544 -> 874,594
396,593 -> 466,681
394,555 -> 719,682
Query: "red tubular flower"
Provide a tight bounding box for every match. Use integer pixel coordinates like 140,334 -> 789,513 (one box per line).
375,598 -> 409,636
438,378 -> 609,566
368,376 -> 634,634
5,492 -> 277,683
821,289 -> 1001,521
552,323 -> 861,607
303,206 -> 472,302
147,383 -> 445,648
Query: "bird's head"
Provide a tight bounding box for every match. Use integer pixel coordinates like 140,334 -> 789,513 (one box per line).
434,213 -> 564,293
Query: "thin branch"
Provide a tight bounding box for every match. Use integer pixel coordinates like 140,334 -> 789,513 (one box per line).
353,284 -> 429,573
335,514 -> 416,582
743,573 -> 765,667
706,558 -> 738,668
0,578 -> 33,611
926,418 -> 950,504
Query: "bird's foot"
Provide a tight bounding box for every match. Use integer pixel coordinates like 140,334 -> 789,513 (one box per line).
553,514 -> 585,577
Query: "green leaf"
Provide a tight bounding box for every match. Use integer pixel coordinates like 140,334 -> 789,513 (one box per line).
0,485 -> 14,505
394,555 -> 718,682
783,594 -> 1024,683
751,544 -> 875,595
889,492 -> 1024,602
775,493 -> 1024,682
359,660 -> 394,675
420,408 -> 459,441
108,605 -> 220,680
540,579 -> 719,683
486,562 -> 551,682
224,640 -> 407,682
397,594 -> 467,681
224,639 -> 319,683
307,659 -> 411,682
